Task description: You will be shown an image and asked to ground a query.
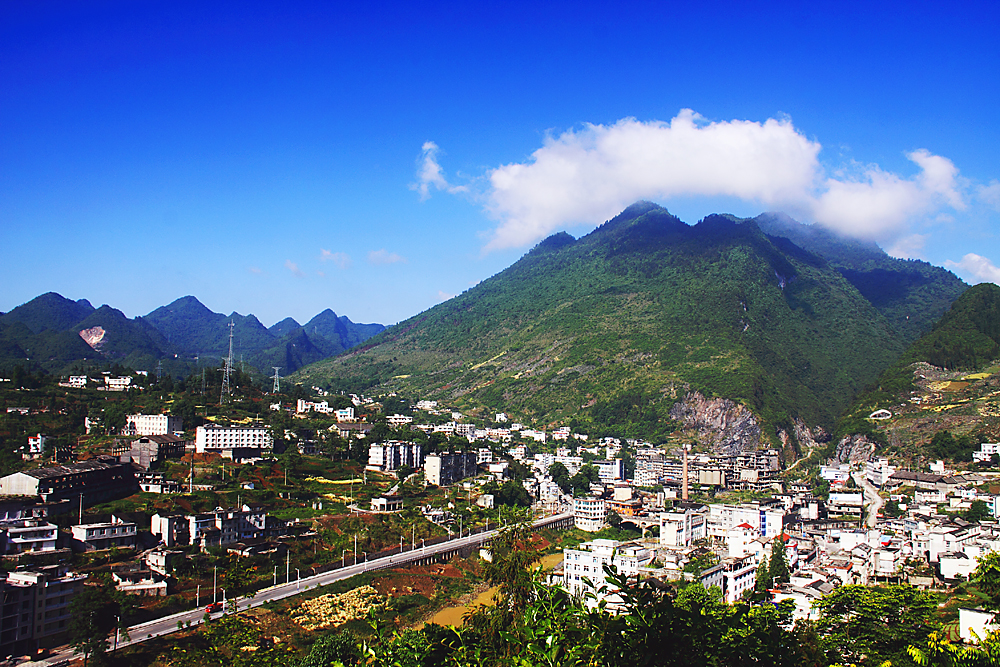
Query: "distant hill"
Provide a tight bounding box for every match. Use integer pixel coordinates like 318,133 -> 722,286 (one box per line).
293,202 -> 911,438
754,213 -> 967,342
0,293 -> 385,376
835,283 -> 1000,459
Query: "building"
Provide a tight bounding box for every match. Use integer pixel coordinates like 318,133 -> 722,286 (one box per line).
424,452 -> 479,486
331,422 -> 375,440
137,472 -> 182,494
865,458 -> 896,486
562,539 -> 655,606
0,565 -> 86,652
151,505 -> 283,548
297,399 -> 334,414
574,497 -> 607,532
71,515 -> 137,551
24,434 -> 48,460
335,407 -> 356,422
195,424 -> 271,460
593,459 -> 625,483
367,441 -> 422,472
0,458 -> 135,505
660,504 -> 707,547
706,502 -> 785,540
370,495 -> 404,512
123,434 -> 187,470
111,563 -> 167,596
387,414 -> 414,427
828,492 -> 865,519
125,414 -> 183,436
0,518 -> 59,553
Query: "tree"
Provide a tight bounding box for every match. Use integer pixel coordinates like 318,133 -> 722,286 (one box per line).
300,629 -> 362,667
754,559 -> 770,594
768,534 -> 790,584
814,584 -> 939,666
69,576 -> 133,667
974,551 -> 1000,614
964,499 -> 991,523
548,462 -> 571,494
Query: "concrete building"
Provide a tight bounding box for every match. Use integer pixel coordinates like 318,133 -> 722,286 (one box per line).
0,458 -> 135,505
424,452 -> 479,486
24,434 -> 48,460
0,565 -> 86,652
195,424 -> 271,460
152,505 -> 282,548
574,497 -> 607,532
71,515 -> 137,551
125,414 -> 183,436
370,495 -> 404,512
0,518 -> 59,554
593,459 -> 625,483
660,504 -> 707,547
111,563 -> 167,596
367,441 -> 422,472
562,539 -> 655,606
706,502 -> 785,540
123,434 -> 187,470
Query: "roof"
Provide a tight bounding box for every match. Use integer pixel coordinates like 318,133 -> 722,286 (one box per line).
20,459 -> 121,480
735,522 -> 755,530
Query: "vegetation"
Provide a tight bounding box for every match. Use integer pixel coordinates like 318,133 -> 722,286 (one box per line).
296,203 -> 911,438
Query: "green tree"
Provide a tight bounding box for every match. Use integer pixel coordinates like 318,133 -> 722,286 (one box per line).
768,534 -> 790,584
964,499 -> 991,523
754,559 -> 770,594
814,584 -> 939,665
300,629 -> 362,667
548,461 -> 571,494
69,575 -> 133,667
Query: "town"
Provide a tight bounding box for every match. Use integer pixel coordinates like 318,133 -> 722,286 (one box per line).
1,367 -> 999,664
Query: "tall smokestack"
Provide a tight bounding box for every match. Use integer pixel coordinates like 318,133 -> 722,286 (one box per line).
682,444 -> 689,501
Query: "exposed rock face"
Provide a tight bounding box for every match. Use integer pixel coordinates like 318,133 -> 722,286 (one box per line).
79,326 -> 106,351
776,418 -> 830,463
669,392 -> 764,454
834,434 -> 877,464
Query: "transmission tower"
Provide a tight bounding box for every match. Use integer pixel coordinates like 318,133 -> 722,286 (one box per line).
156,360 -> 163,383
272,367 -> 281,393
220,320 -> 234,403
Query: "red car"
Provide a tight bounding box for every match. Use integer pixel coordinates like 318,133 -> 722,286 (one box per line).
205,602 -> 223,613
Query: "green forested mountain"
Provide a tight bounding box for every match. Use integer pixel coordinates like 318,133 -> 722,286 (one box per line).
294,202 -> 909,434
754,212 -> 967,342
0,293 -> 385,376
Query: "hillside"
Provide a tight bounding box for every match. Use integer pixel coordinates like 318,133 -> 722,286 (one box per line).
836,283 -> 1000,462
294,202 -> 908,440
0,293 -> 385,376
754,213 -> 967,342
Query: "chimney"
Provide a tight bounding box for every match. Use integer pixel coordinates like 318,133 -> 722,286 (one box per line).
682,444 -> 689,501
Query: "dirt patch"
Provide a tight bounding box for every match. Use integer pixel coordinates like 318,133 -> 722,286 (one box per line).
372,574 -> 437,598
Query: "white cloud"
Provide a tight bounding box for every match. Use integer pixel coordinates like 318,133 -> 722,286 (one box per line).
436,290 -> 456,301
284,260 -> 305,278
248,266 -> 263,275
319,249 -> 352,269
885,234 -> 928,260
980,180 -> 1000,212
368,249 -> 406,265
410,141 -> 468,201
944,253 -> 1000,284
424,110 -> 972,251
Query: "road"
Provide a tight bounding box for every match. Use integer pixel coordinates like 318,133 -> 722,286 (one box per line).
852,472 -> 883,528
42,511 -> 572,665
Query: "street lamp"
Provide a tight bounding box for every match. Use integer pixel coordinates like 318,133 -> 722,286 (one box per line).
213,565 -> 218,603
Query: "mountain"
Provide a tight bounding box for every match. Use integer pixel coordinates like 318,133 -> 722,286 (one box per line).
0,292 -> 95,334
293,202 -> 910,439
835,283 -> 1000,460
269,317 -> 302,338
0,293 -> 384,376
754,213 -> 967,342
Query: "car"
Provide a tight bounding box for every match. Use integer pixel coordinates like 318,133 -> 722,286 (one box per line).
205,602 -> 223,613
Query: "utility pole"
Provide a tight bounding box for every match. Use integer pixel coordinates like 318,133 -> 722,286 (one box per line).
286,550 -> 290,584
220,320 -> 234,404
213,565 -> 218,603
78,493 -> 83,523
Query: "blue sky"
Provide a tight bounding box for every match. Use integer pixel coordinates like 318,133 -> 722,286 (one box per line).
2,0 -> 998,327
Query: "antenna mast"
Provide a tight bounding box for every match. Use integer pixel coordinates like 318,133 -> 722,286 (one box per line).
220,320 -> 234,403
272,367 -> 281,393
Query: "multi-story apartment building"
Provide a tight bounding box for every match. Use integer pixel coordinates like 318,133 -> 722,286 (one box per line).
562,539 -> 654,606
195,425 -> 272,460
660,503 -> 708,547
125,414 -> 183,436
706,502 -> 785,540
0,565 -> 86,653
367,441 -> 422,472
573,497 -> 607,532
424,452 -> 479,486
151,505 -> 281,548
0,518 -> 59,554
71,515 -> 137,551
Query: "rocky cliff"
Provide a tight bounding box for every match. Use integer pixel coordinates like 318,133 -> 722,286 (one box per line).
669,392 -> 765,454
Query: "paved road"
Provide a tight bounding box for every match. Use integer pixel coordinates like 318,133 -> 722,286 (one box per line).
852,472 -> 883,528
42,511 -> 572,665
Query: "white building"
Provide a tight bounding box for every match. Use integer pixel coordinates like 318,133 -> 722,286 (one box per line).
865,458 -> 896,486
367,441 -> 422,472
416,400 -> 438,411
387,414 -> 414,427
974,443 -> 1000,463
126,414 -> 183,436
594,459 -> 625,483
706,503 -> 784,540
195,425 -> 271,460
660,505 -> 707,547
0,519 -> 59,553
24,434 -> 48,460
296,399 -> 333,414
336,407 -> 356,422
574,497 -> 607,532
71,515 -> 137,551
562,539 -> 654,606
